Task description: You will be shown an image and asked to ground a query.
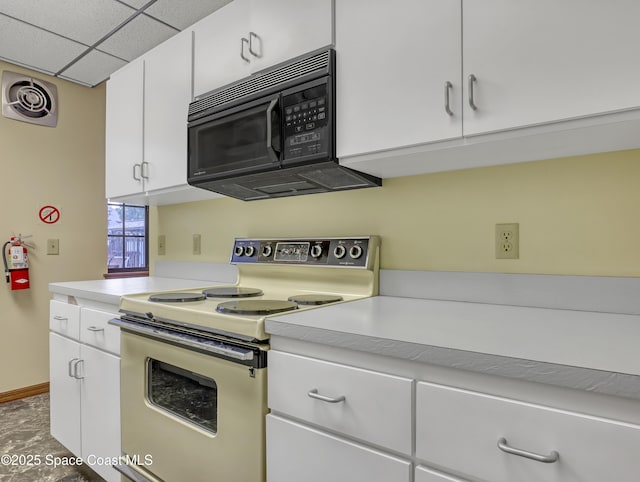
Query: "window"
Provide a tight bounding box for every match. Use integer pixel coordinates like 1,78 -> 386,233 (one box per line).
107,202 -> 148,272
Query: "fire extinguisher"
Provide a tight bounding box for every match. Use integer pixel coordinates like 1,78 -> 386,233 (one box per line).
3,235 -> 31,290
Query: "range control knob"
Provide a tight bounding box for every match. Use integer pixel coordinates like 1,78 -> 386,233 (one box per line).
261,245 -> 273,257
310,245 -> 323,258
234,245 -> 245,257
333,245 -> 346,259
245,246 -> 255,257
349,245 -> 363,259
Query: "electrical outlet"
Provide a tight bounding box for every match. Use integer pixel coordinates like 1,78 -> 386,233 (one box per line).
193,234 -> 201,255
495,223 -> 519,259
158,235 -> 166,256
47,238 -> 59,255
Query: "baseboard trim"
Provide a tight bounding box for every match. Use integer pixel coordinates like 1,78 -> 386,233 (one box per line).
0,382 -> 50,403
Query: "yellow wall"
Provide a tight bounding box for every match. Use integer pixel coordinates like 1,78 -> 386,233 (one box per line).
0,61 -> 107,393
154,149 -> 640,277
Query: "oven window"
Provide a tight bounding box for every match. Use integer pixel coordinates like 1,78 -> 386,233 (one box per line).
147,359 -> 218,434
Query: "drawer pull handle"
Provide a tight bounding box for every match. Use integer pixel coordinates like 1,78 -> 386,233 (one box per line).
53,316 -> 68,321
307,388 -> 346,404
87,326 -> 105,332
497,437 -> 559,463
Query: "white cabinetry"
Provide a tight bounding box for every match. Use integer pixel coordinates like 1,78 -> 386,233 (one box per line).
336,0 -> 462,158
105,30 -> 218,204
193,0 -> 333,97
462,0 -> 640,136
267,415 -> 411,482
267,351 -> 412,481
415,381 -> 640,482
337,0 -> 640,178
49,301 -> 120,482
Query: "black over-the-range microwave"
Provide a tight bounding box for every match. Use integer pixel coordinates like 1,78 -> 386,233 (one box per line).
187,48 -> 381,201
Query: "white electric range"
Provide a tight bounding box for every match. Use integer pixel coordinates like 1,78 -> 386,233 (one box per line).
110,236 -> 379,482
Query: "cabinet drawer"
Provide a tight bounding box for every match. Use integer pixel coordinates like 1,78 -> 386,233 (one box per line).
80,308 -> 120,355
267,414 -> 411,482
50,300 -> 80,339
415,466 -> 468,482
416,381 -> 640,482
268,351 -> 412,454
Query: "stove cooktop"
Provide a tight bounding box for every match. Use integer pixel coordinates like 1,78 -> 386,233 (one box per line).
119,236 -> 380,341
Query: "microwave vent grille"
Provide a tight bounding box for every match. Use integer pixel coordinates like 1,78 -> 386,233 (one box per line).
190,49 -> 331,117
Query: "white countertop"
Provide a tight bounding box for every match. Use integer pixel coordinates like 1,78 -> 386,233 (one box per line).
266,295 -> 640,399
49,277 -> 227,306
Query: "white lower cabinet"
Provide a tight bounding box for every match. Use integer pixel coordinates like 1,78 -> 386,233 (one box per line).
49,305 -> 121,482
267,415 -> 411,482
415,465 -> 468,482
267,351 -> 412,481
415,381 -> 640,482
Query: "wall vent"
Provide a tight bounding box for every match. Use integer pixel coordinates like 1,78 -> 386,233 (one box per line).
1,71 -> 58,127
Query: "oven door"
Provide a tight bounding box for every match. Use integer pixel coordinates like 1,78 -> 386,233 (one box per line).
118,330 -> 267,482
188,94 -> 281,181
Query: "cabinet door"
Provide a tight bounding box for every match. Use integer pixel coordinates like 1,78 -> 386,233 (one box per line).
463,0 -> 640,135
336,0 -> 462,159
416,466 -> 468,482
192,0 -> 251,97
248,0 -> 333,73
80,307 -> 120,355
105,60 -> 144,198
49,332 -> 81,457
49,300 -> 80,339
80,345 -> 121,482
416,381 -> 640,482
143,30 -> 192,192
266,415 -> 411,482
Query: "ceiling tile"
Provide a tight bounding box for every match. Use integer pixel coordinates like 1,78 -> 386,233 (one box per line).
0,15 -> 86,74
0,0 -> 135,46
59,50 -> 127,86
97,14 -> 177,61
143,0 -> 233,30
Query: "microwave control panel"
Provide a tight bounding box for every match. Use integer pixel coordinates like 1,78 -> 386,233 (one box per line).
282,82 -> 330,161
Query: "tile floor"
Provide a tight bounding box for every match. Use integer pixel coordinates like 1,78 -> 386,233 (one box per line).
0,393 -> 105,482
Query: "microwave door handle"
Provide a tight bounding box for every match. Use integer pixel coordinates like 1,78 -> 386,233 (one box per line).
266,97 -> 279,163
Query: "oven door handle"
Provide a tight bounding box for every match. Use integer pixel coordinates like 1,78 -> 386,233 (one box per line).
114,455 -> 164,482
110,318 -> 255,362
266,96 -> 280,164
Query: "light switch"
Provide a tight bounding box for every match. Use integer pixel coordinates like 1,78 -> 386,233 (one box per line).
158,235 -> 166,256
47,238 -> 59,255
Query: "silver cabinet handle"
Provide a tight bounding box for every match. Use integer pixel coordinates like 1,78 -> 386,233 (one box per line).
497,437 -> 559,463
141,161 -> 149,180
307,388 -> 346,404
87,326 -> 105,332
53,315 -> 68,321
249,31 -> 261,58
444,81 -> 453,116
68,358 -> 80,378
468,74 -> 478,111
73,359 -> 84,379
240,37 -> 250,62
132,163 -> 142,181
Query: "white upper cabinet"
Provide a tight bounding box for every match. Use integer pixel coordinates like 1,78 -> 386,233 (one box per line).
337,0 -> 640,178
248,0 -> 333,73
192,0 -> 252,98
336,0 -> 462,158
142,30 -> 192,192
105,60 -> 144,199
106,30 -> 219,204
193,0 -> 333,98
462,0 -> 640,136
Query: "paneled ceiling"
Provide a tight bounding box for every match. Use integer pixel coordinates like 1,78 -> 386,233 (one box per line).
0,0 -> 232,87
